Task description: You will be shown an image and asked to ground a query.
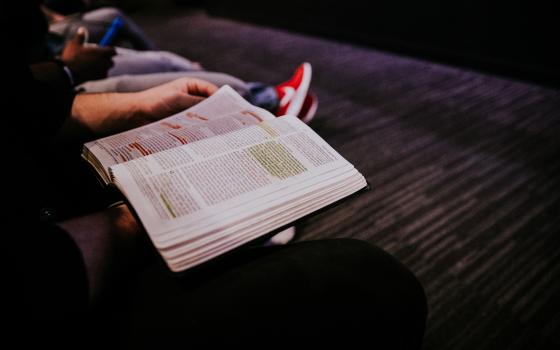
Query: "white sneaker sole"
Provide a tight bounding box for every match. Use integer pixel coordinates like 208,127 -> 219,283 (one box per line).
264,226 -> 296,246
300,93 -> 318,124
285,62 -> 312,117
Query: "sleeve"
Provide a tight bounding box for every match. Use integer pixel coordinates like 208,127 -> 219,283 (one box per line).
26,65 -> 76,143
3,2 -> 88,322
3,1 -> 76,143
13,57 -> 87,321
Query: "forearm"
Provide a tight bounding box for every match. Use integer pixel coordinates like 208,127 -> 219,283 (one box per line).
67,77 -> 217,140
71,91 -> 146,136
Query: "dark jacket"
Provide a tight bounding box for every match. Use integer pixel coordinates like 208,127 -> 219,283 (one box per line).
4,1 -> 89,323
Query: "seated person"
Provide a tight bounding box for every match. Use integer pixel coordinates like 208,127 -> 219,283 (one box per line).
36,1 -> 319,123
18,65 -> 427,347
42,0 -> 157,50
10,2 -> 427,347
32,24 -> 316,244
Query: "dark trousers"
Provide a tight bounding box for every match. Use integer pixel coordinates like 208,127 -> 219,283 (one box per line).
38,144 -> 426,347
87,238 -> 428,348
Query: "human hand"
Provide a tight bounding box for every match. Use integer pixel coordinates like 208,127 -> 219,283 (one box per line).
108,203 -> 145,239
136,77 -> 219,122
61,27 -> 116,84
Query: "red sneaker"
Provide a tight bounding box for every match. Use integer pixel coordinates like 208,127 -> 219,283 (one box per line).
298,92 -> 318,124
275,62 -> 312,117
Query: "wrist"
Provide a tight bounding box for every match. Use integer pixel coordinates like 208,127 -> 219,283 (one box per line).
117,92 -> 148,127
72,92 -> 147,136
133,90 -> 154,121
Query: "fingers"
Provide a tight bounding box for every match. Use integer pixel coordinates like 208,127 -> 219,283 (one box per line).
99,46 -> 117,58
168,91 -> 207,115
100,53 -> 115,71
183,78 -> 219,97
74,27 -> 89,45
177,79 -> 219,110
184,95 -> 206,105
138,78 -> 220,120
73,27 -> 116,57
83,44 -> 116,57
82,46 -> 116,73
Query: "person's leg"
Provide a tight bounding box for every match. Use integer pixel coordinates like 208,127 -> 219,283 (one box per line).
99,239 -> 427,347
78,71 -> 279,111
79,64 -> 311,119
78,71 -> 247,92
107,47 -> 203,76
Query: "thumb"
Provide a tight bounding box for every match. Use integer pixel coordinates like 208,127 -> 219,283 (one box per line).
73,27 -> 89,45
170,94 -> 206,114
182,94 -> 206,107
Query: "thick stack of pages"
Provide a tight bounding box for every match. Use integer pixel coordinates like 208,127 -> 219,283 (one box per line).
83,86 -> 367,272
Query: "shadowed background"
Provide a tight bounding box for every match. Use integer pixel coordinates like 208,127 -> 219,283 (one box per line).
127,4 -> 560,349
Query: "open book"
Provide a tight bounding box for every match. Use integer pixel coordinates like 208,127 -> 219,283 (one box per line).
83,86 -> 367,272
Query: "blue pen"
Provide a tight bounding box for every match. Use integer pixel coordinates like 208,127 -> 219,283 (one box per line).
99,17 -> 123,46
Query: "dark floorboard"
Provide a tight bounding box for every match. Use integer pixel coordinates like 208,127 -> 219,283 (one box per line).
133,9 -> 560,349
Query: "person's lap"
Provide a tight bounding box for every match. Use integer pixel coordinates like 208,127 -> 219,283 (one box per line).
94,238 -> 427,347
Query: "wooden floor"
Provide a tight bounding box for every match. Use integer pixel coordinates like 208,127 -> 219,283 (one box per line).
134,9 -> 560,349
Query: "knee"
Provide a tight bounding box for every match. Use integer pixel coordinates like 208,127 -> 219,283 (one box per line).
341,239 -> 426,310
340,239 -> 426,304
287,239 -> 426,301
306,238 -> 428,346
88,7 -> 124,20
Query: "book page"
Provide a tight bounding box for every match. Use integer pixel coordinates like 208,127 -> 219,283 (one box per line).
83,85 -> 276,177
111,116 -> 361,237
167,175 -> 366,270
162,169 -> 365,260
